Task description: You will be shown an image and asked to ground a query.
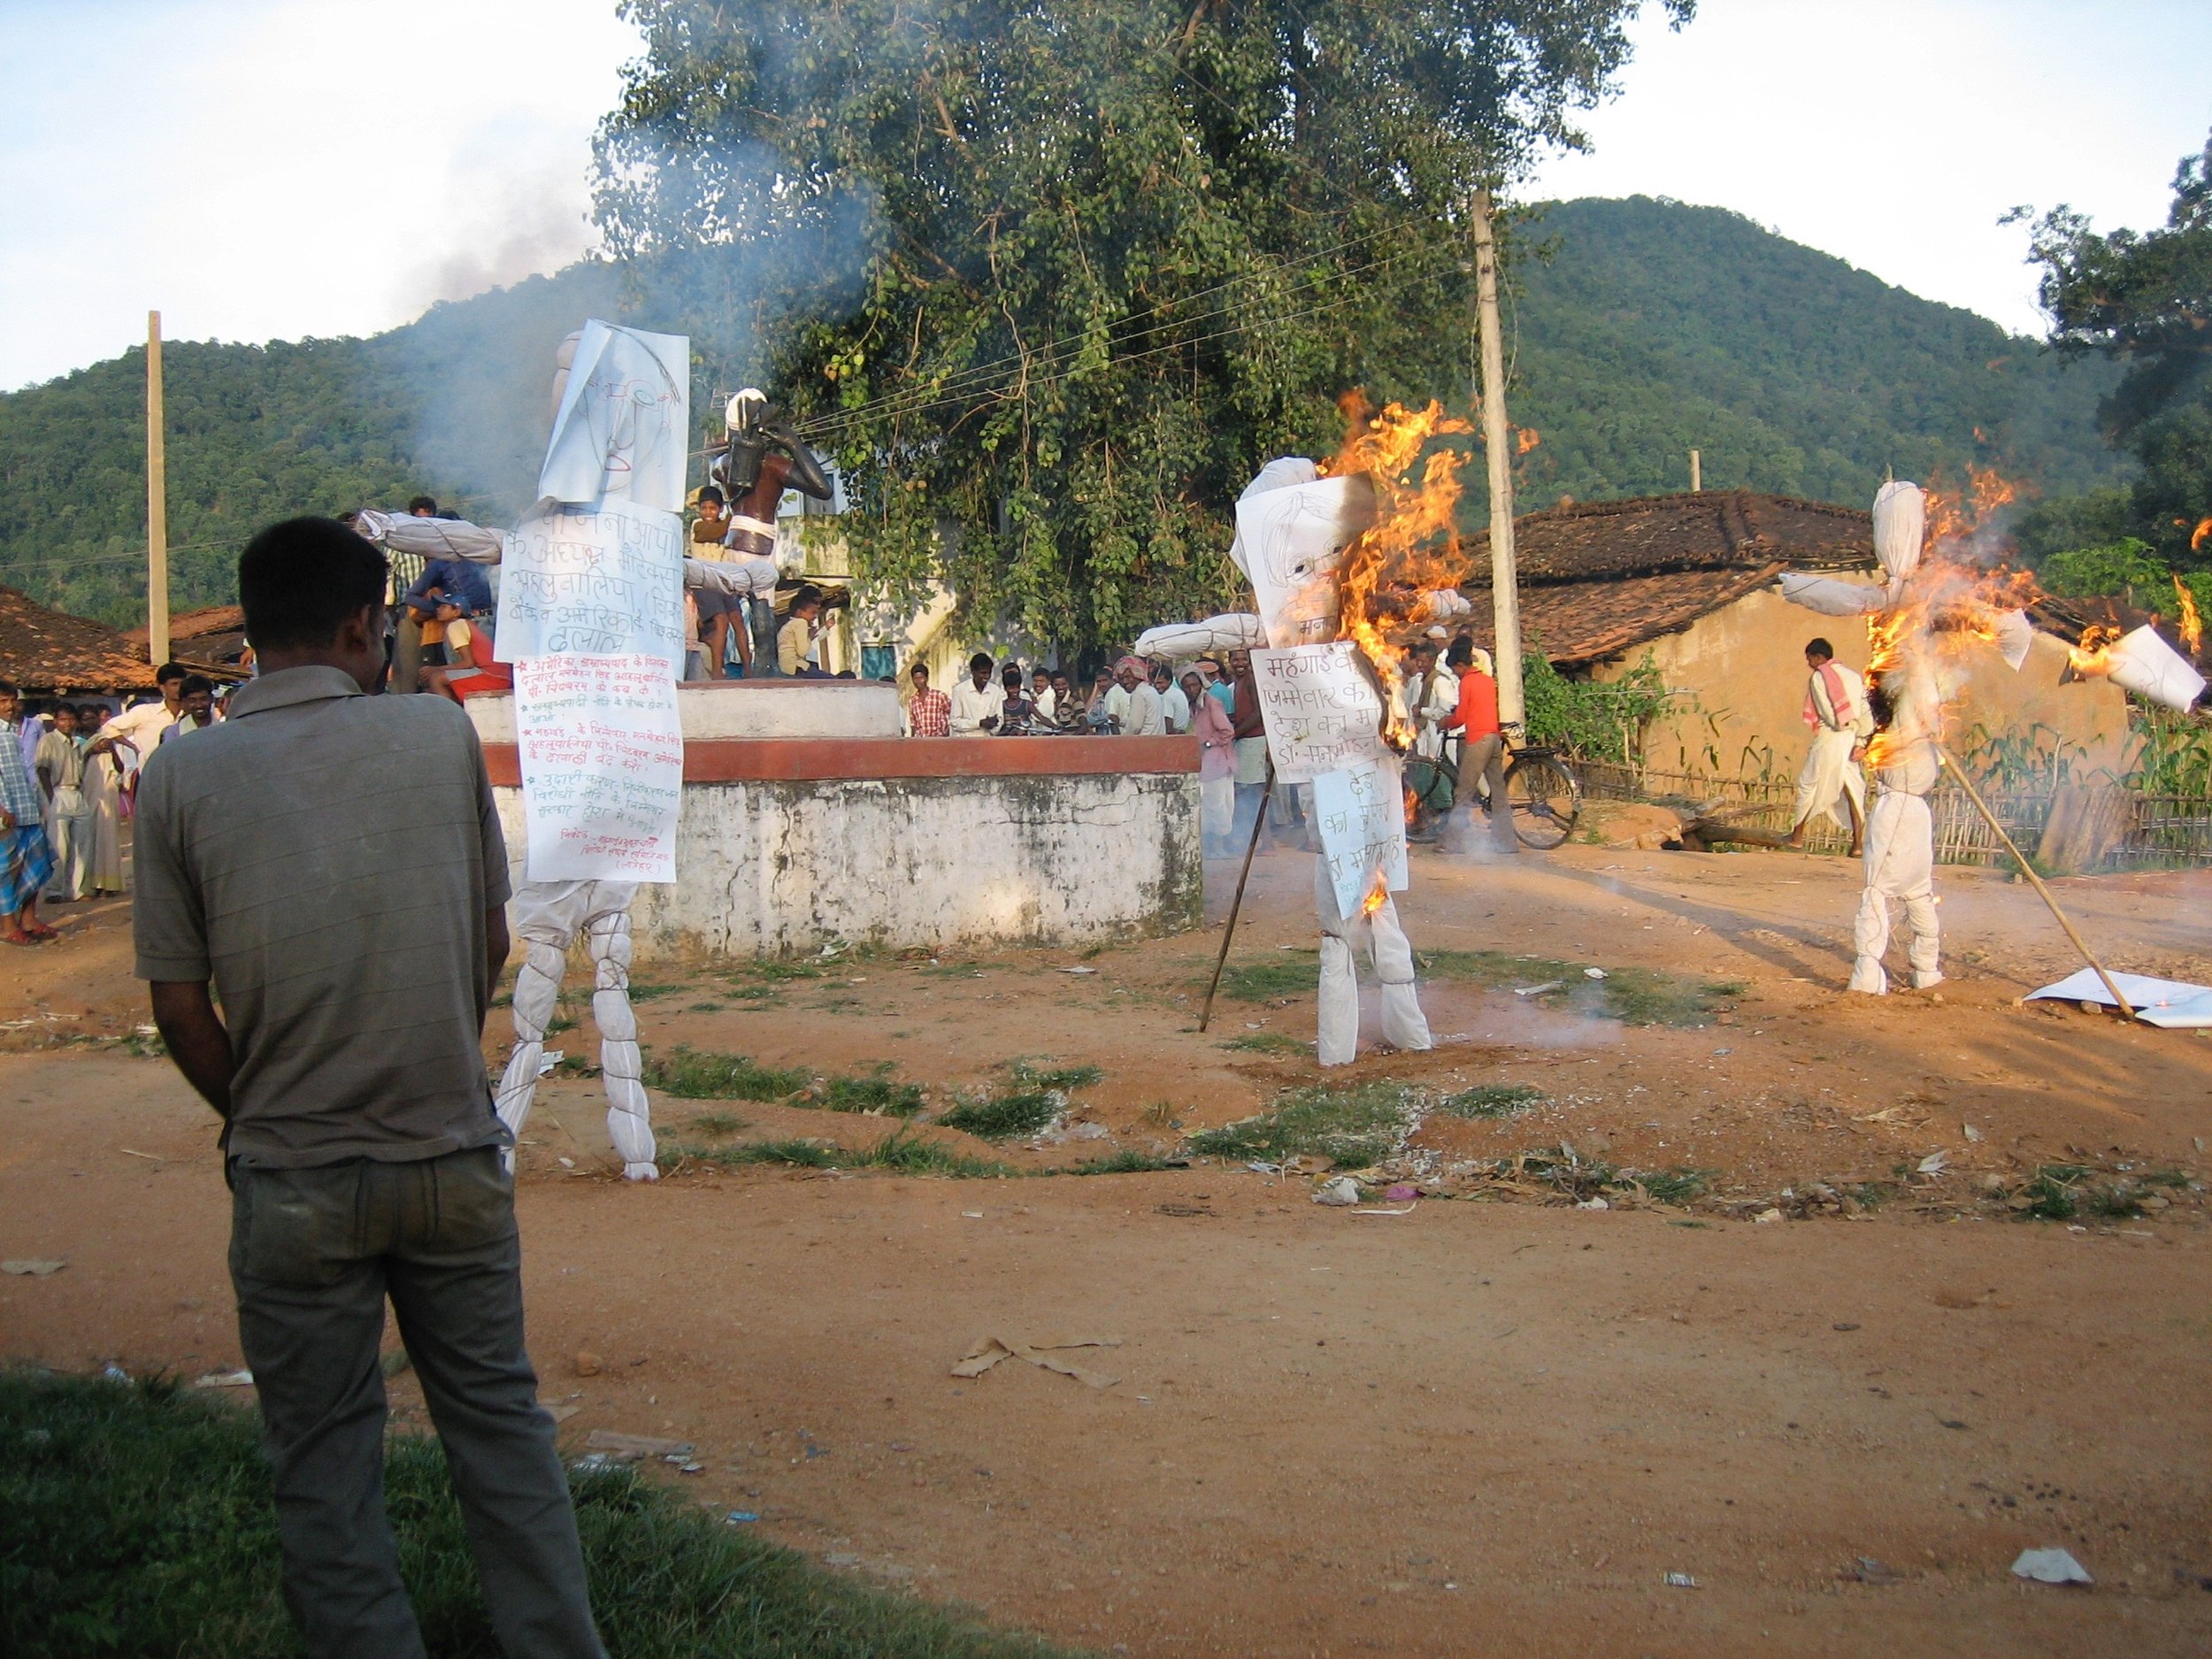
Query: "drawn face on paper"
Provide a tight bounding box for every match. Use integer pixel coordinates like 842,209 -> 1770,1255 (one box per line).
1239,475 -> 1375,649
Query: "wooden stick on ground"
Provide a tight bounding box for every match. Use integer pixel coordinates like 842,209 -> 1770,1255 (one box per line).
1197,757 -> 1277,1034
1936,747 -> 2137,1019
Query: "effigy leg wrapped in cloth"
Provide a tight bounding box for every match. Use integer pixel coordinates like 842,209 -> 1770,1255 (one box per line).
494,877 -> 657,1179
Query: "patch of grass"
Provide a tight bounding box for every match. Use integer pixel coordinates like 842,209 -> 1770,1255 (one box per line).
2141,1168 -> 2193,1189
548,1054 -> 600,1079
685,1002 -> 725,1014
863,1128 -> 1018,1179
1212,960 -> 1316,1002
725,984 -> 787,1005
1061,1150 -> 1179,1175
2020,1164 -> 2091,1221
642,1046 -> 810,1102
543,1013 -> 580,1036
1514,1149 -> 1621,1202
1633,1167 -> 1715,1204
1217,1032 -> 1307,1055
0,1370 -> 1068,1659
623,982 -> 681,1002
1009,1060 -> 1103,1092
1141,1100 -> 1177,1128
1434,1083 -> 1545,1119
686,1112 -> 749,1136
938,1091 -> 1061,1141
2085,1183 -> 2147,1220
810,1069 -> 926,1118
1417,949 -> 1741,1028
1846,1180 -> 1897,1212
1187,1082 -> 1415,1167
664,1138 -> 839,1171
740,960 -> 828,983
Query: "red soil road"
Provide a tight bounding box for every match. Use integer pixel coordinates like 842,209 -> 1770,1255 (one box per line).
4,841 -> 2211,1655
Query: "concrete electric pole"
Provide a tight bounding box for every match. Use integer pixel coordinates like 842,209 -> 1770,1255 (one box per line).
1470,188 -> 1525,730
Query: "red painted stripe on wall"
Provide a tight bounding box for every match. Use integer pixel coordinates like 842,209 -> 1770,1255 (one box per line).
480,734 -> 1201,787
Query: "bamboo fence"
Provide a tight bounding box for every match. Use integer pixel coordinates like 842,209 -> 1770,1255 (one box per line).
1577,760 -> 2212,869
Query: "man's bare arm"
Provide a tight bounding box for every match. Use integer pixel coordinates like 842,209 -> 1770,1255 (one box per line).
483,903 -> 511,1034
149,980 -> 234,1118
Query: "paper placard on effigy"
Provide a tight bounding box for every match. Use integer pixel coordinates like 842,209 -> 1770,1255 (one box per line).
513,654 -> 684,884
1310,759 -> 1409,920
1234,474 -> 1375,649
1249,641 -> 1388,783
538,320 -> 692,512
495,498 -> 686,680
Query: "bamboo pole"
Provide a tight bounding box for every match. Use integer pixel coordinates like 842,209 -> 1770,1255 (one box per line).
1470,188 -> 1525,732
145,311 -> 170,666
1197,756 -> 1277,1033
1937,748 -> 2136,1018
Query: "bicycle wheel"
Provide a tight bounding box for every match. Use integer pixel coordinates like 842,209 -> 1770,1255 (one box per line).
1505,751 -> 1580,849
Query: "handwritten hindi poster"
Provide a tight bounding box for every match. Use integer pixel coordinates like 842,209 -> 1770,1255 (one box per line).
1249,641 -> 1388,783
1310,760 -> 1409,920
513,655 -> 684,883
496,498 -> 685,679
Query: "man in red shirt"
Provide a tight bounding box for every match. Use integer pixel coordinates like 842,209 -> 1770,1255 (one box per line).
1440,636 -> 1517,854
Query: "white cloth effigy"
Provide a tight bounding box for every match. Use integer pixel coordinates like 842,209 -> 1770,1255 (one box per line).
1848,739 -> 1941,995
1314,857 -> 1431,1066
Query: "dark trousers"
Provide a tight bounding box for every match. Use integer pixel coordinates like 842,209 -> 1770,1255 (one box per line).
228,1147 -> 606,1659
1444,733 -> 1517,851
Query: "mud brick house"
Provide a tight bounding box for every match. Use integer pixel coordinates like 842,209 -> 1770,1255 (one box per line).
1462,492 -> 2133,782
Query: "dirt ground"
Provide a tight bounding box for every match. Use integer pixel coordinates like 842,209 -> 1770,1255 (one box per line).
4,829 -> 2211,1656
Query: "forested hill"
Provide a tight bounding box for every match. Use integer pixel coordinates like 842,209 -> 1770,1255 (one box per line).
1497,196 -> 2124,510
0,196 -> 2125,626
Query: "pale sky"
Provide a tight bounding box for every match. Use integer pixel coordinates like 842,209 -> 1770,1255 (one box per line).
3,0 -> 2208,392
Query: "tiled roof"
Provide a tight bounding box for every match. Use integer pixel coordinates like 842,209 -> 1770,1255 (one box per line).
1452,565 -> 1787,668
124,604 -> 250,674
1469,490 -> 1872,583
0,587 -> 162,693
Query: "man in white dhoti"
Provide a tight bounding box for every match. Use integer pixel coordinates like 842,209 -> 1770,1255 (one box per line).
1786,637 -> 1870,856
1315,855 -> 1432,1066
1847,684 -> 1942,995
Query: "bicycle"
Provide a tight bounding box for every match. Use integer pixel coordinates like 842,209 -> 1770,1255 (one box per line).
1404,737 -> 1583,850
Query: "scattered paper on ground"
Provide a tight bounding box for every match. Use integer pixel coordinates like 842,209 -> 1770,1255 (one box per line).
2,1258 -> 65,1276
952,1335 -> 1123,1390
2025,969 -> 2212,1027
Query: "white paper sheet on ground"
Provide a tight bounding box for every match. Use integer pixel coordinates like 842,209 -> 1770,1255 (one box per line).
1778,572 -> 1887,616
1235,475 -> 1377,649
496,498 -> 686,678
512,655 -> 683,883
1250,641 -> 1387,782
1132,614 -> 1265,658
354,510 -> 512,565
2025,968 -> 2212,1027
1873,480 -> 1925,581
537,320 -> 690,512
1311,759 -> 1409,918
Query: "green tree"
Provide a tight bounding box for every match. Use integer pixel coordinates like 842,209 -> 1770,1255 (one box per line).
597,0 -> 1690,649
2016,131 -> 2212,564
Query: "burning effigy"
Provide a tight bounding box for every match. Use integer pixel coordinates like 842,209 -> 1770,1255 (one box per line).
1212,397 -> 1479,1064
1782,472 -> 2205,999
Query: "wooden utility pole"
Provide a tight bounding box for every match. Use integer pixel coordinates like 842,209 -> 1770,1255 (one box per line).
1471,188 -> 1525,729
1690,448 -> 1702,493
145,310 -> 170,666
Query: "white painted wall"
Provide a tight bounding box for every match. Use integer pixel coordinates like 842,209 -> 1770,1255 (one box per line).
466,679 -> 902,744
495,770 -> 1202,956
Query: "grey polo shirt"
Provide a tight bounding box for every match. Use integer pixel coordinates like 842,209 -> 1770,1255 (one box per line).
133,666 -> 512,1167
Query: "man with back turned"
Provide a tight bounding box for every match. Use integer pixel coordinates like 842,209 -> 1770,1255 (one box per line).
133,515 -> 607,1659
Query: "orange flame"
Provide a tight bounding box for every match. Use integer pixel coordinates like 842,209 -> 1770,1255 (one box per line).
1924,464 -> 2029,555
2192,516 -> 2212,553
1360,868 -> 1390,917
1516,426 -> 1541,456
2068,624 -> 2124,678
2173,575 -> 2202,657
1321,393 -> 1476,745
